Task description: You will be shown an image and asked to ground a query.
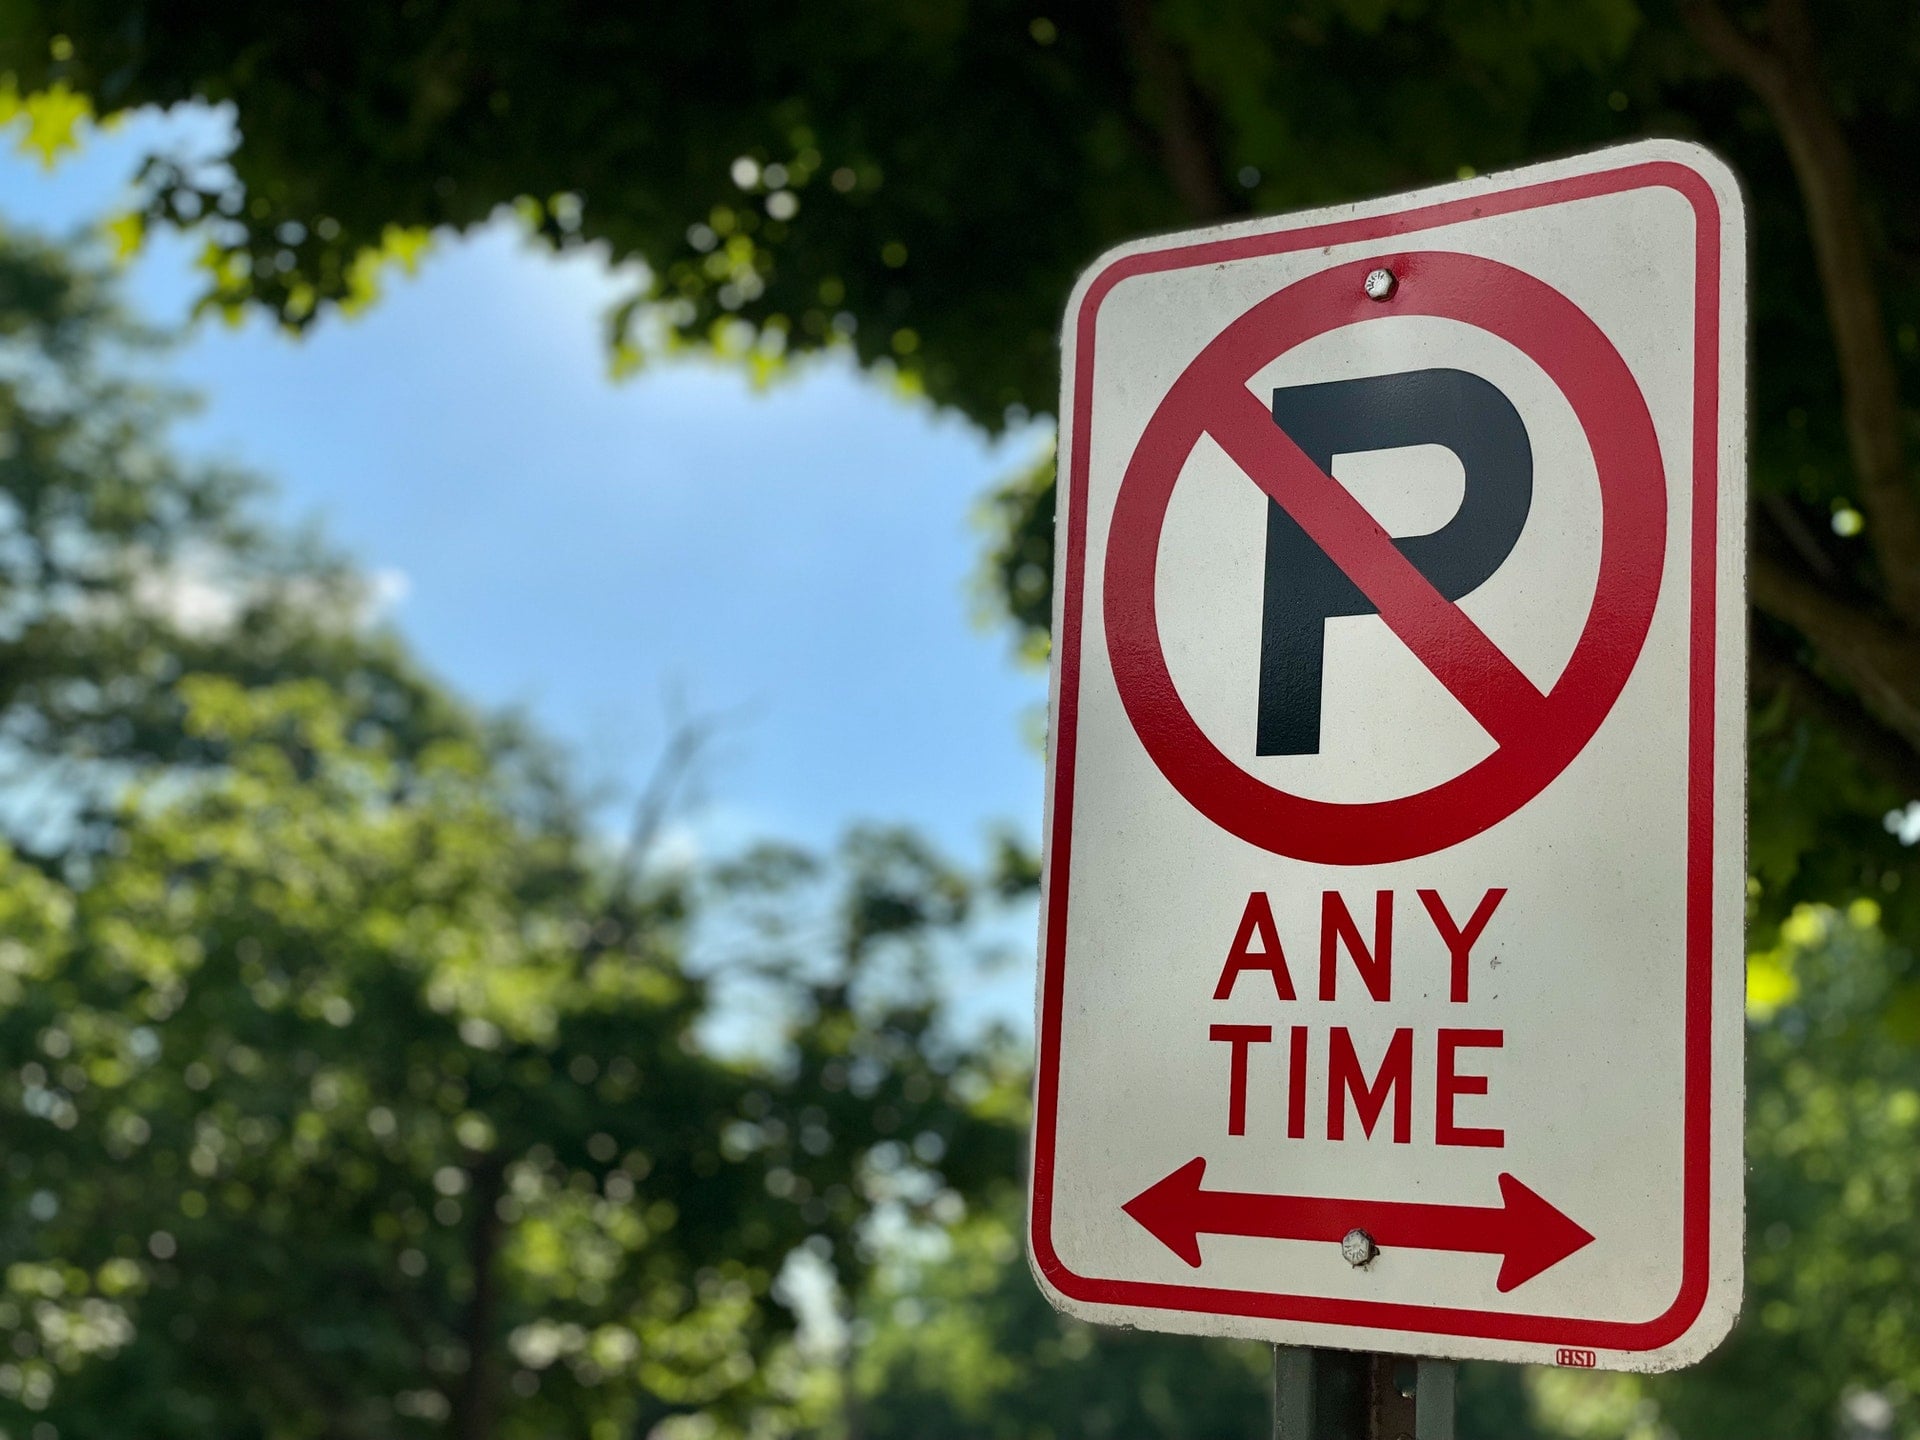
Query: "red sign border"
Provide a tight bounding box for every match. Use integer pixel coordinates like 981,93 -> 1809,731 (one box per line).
1030,157 -> 1726,1353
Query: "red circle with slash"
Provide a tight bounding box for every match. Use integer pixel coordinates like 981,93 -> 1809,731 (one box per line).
1103,250 -> 1667,864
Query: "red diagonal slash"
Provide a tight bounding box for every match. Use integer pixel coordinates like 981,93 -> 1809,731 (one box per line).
1098,249 -> 1668,865
1205,385 -> 1549,750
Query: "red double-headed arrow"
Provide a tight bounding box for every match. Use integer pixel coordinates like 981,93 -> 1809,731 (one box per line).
1123,1158 -> 1595,1292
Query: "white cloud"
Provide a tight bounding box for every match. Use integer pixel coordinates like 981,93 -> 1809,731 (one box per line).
364,566 -> 411,616
130,556 -> 243,638
121,546 -> 411,638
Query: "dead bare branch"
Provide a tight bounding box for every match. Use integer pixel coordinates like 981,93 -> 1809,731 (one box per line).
622,709 -> 726,883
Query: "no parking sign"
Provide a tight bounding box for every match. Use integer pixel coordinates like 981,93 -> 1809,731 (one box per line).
1028,142 -> 1746,1371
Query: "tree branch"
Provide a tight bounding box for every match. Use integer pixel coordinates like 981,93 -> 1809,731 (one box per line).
1757,492 -> 1837,582
1681,0 -> 1920,621
1752,550 -> 1920,756
1753,626 -> 1920,799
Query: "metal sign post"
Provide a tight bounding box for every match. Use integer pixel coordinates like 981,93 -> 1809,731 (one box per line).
1273,1349 -> 1453,1440
1027,139 -> 1748,1373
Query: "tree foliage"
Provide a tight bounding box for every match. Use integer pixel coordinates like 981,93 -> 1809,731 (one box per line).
1645,899 -> 1920,1439
0,228 -> 466,865
4,0 -> 1916,942
0,230 -> 1026,1440
4,3 -> 1920,1434
1,679 -> 1024,1439
853,1195 -> 1273,1440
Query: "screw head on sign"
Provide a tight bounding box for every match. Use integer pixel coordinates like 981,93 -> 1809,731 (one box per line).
1363,267 -> 1397,301
1340,1228 -> 1378,1267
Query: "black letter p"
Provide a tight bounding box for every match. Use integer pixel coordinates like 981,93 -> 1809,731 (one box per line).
1257,369 -> 1533,756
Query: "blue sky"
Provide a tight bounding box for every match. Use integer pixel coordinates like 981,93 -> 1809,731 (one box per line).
0,108 -> 1050,871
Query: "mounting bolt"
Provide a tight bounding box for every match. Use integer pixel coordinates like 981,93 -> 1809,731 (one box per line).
1363,267 -> 1397,301
1340,1228 -> 1378,1267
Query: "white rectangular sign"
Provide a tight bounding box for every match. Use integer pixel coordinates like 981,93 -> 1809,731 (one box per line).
1028,140 -> 1745,1371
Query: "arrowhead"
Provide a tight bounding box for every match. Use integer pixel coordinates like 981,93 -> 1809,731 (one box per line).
1494,1173 -> 1595,1292
1123,1157 -> 1209,1267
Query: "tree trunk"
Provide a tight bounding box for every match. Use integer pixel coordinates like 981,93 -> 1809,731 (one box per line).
449,1154 -> 507,1440
1118,0 -> 1232,220
1659,0 -> 1920,785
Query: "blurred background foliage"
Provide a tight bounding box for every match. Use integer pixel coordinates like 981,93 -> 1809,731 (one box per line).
0,1 -> 1915,1437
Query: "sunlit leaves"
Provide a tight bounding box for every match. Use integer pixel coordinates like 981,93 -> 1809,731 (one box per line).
972,443 -> 1056,667
0,78 -> 92,167
1645,910 -> 1920,1438
99,210 -> 144,264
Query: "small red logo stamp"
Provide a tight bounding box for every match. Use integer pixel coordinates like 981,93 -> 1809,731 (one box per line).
1555,1348 -> 1598,1368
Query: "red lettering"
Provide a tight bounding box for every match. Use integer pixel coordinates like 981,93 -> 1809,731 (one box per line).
1436,1028 -> 1505,1147
1209,1024 -> 1272,1136
1286,1025 -> 1308,1139
1326,1027 -> 1412,1142
1418,888 -> 1507,1002
1213,893 -> 1297,1001
1319,890 -> 1393,1002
